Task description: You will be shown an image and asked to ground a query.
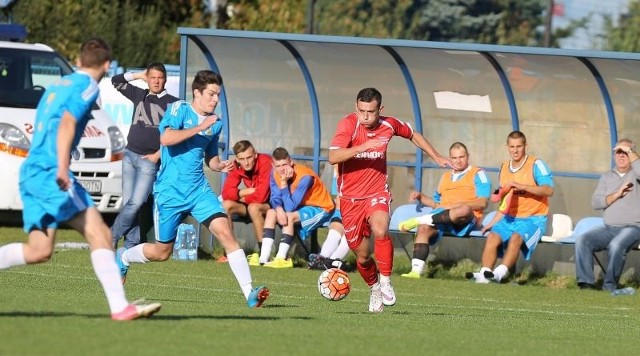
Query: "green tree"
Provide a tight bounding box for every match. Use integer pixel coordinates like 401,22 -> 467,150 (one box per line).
224,0 -> 307,33
11,0 -> 209,67
605,1 -> 640,52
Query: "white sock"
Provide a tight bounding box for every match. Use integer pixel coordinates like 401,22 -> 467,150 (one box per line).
320,229 -> 342,257
227,249 -> 253,300
91,249 -> 129,313
275,242 -> 290,259
417,214 -> 434,226
379,274 -> 391,284
329,235 -> 350,260
493,264 -> 509,282
410,258 -> 426,274
0,243 -> 26,269
259,238 -> 274,264
121,244 -> 149,265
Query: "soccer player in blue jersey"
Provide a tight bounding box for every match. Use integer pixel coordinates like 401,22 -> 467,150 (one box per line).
0,38 -> 161,321
116,70 -> 269,308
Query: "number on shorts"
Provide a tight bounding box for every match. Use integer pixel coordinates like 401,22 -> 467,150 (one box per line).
370,197 -> 387,206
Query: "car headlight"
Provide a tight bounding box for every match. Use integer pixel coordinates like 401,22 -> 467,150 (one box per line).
108,126 -> 125,161
0,123 -> 30,157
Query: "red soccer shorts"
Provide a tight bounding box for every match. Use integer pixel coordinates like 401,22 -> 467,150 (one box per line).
339,192 -> 391,250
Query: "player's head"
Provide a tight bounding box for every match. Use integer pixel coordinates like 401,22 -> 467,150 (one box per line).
449,142 -> 469,172
192,70 -> 223,115
77,38 -> 111,80
613,138 -> 635,171
146,62 -> 168,95
506,130 -> 527,162
355,88 -> 383,129
272,147 -> 293,175
233,140 -> 257,171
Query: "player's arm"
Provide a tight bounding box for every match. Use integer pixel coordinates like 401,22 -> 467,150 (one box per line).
111,72 -> 146,101
328,140 -> 384,164
410,131 -> 450,168
56,111 -> 77,191
511,159 -> 554,197
161,116 -> 217,146
280,175 -> 313,212
221,169 -> 242,201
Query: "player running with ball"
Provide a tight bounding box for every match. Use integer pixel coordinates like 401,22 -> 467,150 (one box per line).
328,88 -> 450,313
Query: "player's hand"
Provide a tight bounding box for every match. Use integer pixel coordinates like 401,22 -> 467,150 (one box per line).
359,138 -> 385,152
244,187 -> 256,196
618,181 -> 634,198
434,154 -> 452,169
56,170 -> 71,191
276,209 -> 288,226
409,191 -> 422,202
217,159 -> 234,172
199,115 -> 218,131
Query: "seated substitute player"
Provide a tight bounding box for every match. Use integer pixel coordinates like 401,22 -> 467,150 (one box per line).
467,130 -> 553,284
398,142 -> 491,278
116,70 -> 269,308
308,166 -> 351,270
221,140 -> 272,265
258,147 -> 335,268
0,38 -> 161,321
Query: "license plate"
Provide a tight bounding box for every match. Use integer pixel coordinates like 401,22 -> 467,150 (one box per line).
78,180 -> 101,193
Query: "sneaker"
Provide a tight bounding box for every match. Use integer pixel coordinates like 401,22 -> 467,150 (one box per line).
111,302 -> 161,321
465,271 -> 490,284
247,285 -> 269,308
380,280 -> 397,306
401,271 -> 421,279
369,286 -> 384,313
115,247 -> 129,284
216,255 -> 228,263
248,253 -> 260,266
398,217 -> 420,232
264,257 -> 293,268
307,253 -> 323,269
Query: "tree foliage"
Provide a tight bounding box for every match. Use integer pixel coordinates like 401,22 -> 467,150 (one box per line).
224,0 -> 307,33
11,0 -> 209,67
605,1 -> 640,52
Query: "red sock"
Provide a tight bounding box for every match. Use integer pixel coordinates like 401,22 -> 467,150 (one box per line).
356,258 -> 379,286
374,236 -> 393,276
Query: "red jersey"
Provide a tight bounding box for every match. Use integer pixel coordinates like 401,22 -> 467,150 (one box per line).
330,113 -> 413,199
221,153 -> 272,204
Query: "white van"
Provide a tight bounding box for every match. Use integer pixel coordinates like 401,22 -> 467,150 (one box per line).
0,41 -> 125,213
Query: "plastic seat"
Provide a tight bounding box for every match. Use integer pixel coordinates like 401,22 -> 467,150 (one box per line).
557,217 -> 604,244
541,213 -> 574,242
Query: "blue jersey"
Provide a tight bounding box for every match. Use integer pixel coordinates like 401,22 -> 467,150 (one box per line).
154,101 -> 222,197
23,71 -> 98,171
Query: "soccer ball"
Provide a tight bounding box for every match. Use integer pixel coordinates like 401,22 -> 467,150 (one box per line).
318,268 -> 351,301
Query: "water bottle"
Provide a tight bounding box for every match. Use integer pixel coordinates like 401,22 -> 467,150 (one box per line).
185,225 -> 198,261
172,224 -> 182,260
611,287 -> 636,296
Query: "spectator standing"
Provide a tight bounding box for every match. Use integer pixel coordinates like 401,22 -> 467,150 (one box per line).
110,63 -> 178,248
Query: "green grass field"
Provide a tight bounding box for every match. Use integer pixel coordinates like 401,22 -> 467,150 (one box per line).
1,226 -> 639,355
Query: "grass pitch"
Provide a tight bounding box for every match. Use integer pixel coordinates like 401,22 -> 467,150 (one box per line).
1,227 -> 639,355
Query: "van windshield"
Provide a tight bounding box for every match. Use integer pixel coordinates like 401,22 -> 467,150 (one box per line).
0,47 -> 74,109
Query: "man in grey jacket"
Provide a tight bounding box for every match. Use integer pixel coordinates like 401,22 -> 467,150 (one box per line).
575,138 -> 640,291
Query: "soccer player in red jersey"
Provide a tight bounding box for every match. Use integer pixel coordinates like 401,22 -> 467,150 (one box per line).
328,87 -> 450,312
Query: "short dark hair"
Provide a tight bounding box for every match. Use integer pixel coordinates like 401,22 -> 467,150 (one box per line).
79,37 -> 111,68
146,62 -> 167,77
356,88 -> 382,107
233,140 -> 254,155
507,130 -> 526,144
449,142 -> 468,154
192,70 -> 223,93
272,147 -> 290,160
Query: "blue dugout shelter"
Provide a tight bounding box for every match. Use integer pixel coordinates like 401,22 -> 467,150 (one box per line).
176,27 -> 640,222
